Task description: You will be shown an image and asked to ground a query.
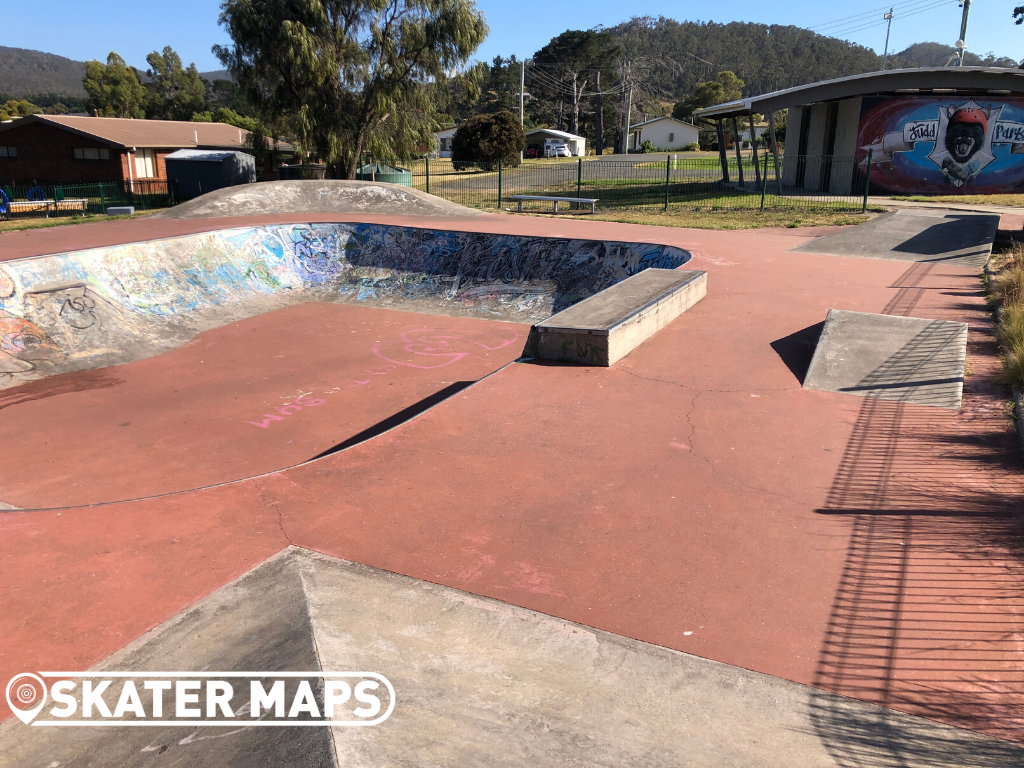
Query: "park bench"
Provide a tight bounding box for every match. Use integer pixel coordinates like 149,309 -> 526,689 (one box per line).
511,194 -> 598,214
7,198 -> 89,218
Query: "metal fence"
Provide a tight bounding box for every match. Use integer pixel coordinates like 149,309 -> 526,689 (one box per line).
402,153 -> 872,214
0,180 -> 178,220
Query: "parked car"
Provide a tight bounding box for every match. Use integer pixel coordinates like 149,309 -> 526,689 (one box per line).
545,143 -> 571,158
525,147 -> 540,158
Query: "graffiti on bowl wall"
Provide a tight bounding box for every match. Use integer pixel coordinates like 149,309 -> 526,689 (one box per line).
857,96 -> 1024,194
0,223 -> 690,389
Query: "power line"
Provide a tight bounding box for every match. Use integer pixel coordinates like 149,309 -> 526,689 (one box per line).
809,0 -> 952,32
826,0 -> 954,38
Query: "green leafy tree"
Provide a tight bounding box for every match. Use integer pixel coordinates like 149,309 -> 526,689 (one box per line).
214,0 -> 488,179
533,30 -> 620,136
672,71 -> 744,121
451,110 -> 525,166
145,47 -> 208,120
1014,6 -> 1023,24
0,99 -> 41,121
83,53 -> 147,118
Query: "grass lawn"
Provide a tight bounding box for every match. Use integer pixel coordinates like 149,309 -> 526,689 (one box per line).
508,208 -> 878,230
892,194 -> 1024,207
0,210 -> 159,234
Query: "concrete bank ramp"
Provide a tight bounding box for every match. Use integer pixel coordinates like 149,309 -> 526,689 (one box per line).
790,208 -> 998,267
4,547 -> 1019,768
803,309 -> 968,409
0,223 -> 690,390
153,179 -> 485,219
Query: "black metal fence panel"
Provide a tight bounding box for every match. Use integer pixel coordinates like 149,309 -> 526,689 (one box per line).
405,154 -> 868,214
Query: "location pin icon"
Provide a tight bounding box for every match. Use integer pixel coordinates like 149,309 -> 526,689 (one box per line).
6,673 -> 47,724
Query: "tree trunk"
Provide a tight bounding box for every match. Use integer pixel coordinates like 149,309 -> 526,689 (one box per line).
557,99 -> 564,132
571,73 -> 579,136
595,71 -> 603,156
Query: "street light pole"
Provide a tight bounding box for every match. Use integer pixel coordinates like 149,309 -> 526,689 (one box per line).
882,9 -> 894,71
957,0 -> 971,66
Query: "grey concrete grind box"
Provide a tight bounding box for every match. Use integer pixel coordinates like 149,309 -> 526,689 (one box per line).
525,268 -> 707,366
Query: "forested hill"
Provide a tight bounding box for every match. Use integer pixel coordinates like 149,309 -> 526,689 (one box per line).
605,17 -> 1020,100
0,46 -> 234,100
0,46 -> 86,98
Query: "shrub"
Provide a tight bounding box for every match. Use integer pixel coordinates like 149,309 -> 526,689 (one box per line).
639,140 -> 656,154
997,262 -> 1024,306
451,110 -> 526,167
682,142 -> 699,151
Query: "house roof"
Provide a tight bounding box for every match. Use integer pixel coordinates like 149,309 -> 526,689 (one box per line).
164,149 -> 243,161
628,116 -> 697,131
0,114 -> 292,151
694,66 -> 1024,120
525,128 -> 585,141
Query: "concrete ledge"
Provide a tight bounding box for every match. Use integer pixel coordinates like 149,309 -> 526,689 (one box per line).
106,206 -> 135,216
526,268 -> 707,366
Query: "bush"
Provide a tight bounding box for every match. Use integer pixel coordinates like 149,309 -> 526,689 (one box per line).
639,140 -> 656,154
682,142 -> 699,151
451,110 -> 526,167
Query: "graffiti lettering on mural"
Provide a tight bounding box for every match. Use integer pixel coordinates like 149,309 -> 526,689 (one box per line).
858,97 -> 1024,193
0,222 -> 689,391
373,327 -> 522,370
245,395 -> 327,429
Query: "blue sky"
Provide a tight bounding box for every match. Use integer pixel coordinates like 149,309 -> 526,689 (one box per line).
2,0 -> 1019,74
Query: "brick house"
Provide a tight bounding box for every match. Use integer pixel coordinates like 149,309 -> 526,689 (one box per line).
0,115 -> 291,186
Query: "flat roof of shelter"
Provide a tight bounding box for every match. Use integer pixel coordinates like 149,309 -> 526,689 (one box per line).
694,66 -> 1024,119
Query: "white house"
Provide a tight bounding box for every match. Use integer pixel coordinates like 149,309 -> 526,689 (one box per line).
628,117 -> 700,151
524,128 -> 586,158
434,126 -> 457,158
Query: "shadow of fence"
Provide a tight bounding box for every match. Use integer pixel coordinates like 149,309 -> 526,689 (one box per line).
811,394 -> 1024,764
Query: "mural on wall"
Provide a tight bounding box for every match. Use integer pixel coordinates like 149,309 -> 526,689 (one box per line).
0,223 -> 690,389
857,96 -> 1024,194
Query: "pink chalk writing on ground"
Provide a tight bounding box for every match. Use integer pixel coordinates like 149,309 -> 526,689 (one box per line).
372,327 -> 521,370
245,395 -> 326,429
245,326 -> 521,427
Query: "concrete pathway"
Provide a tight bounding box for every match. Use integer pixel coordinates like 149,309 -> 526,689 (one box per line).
790,208 -> 998,267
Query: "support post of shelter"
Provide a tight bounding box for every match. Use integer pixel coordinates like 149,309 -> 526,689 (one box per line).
717,120 -> 730,184
732,117 -> 744,187
750,113 -> 761,189
768,111 -> 783,196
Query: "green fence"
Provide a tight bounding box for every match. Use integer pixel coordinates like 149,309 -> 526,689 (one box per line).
0,180 -> 178,220
404,154 -> 871,214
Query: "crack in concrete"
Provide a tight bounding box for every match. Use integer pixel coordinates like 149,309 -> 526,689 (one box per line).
615,368 -> 809,507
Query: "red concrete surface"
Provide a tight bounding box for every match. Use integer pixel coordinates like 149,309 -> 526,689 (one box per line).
0,302 -> 526,508
1,213 -> 1023,742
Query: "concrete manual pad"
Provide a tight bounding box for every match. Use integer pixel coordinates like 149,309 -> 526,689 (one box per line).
803,309 -> 968,409
4,547 -> 1022,768
789,209 -> 998,266
527,268 -> 707,365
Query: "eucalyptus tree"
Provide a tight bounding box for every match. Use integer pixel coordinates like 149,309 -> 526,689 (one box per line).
214,0 -> 488,177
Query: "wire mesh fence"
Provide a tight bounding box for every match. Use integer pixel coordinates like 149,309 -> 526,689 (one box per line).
403,154 -> 870,214
0,180 -> 178,220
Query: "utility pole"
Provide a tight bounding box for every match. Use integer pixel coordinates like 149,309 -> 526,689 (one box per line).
520,59 -> 525,162
622,84 -> 633,155
882,9 -> 893,70
595,70 -> 603,156
956,0 -> 971,66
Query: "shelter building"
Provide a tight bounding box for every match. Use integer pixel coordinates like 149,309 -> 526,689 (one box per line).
694,67 -> 1024,196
